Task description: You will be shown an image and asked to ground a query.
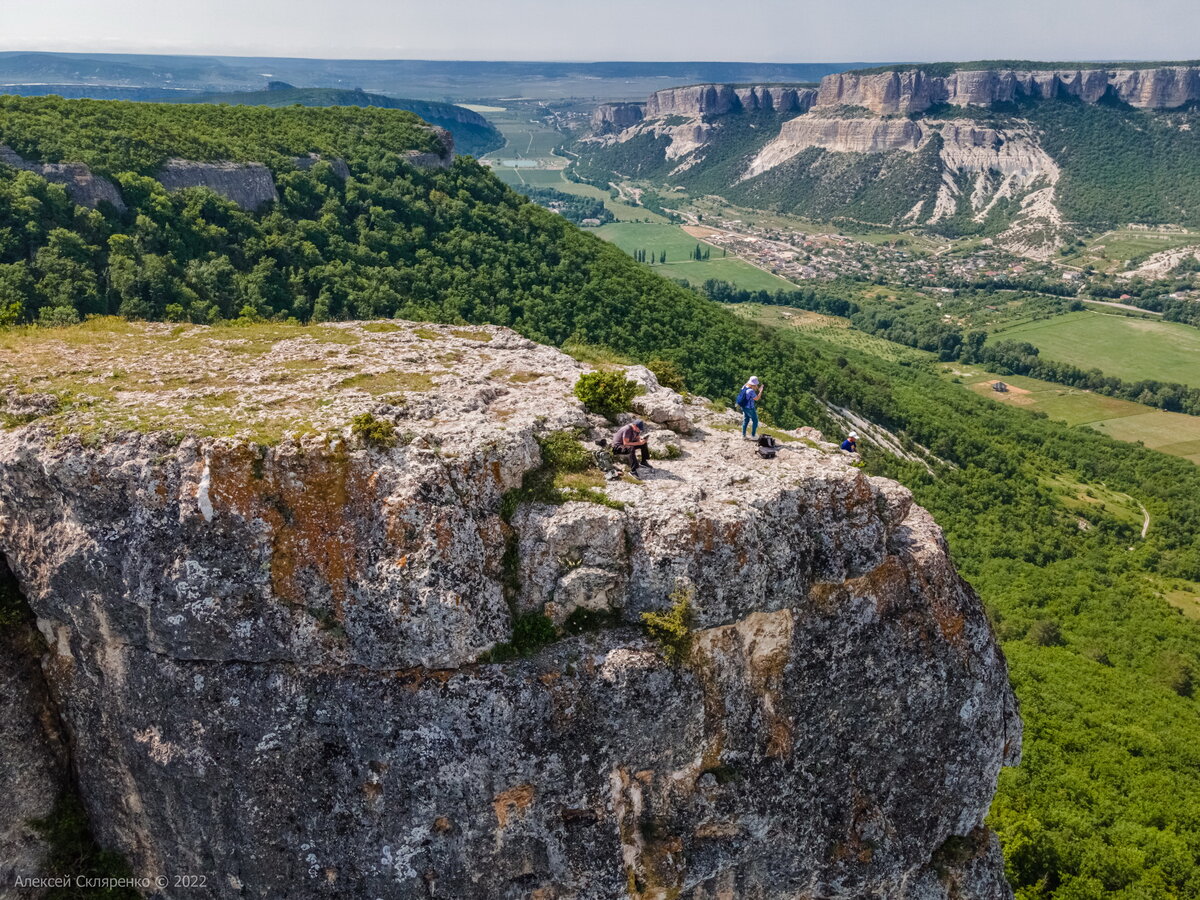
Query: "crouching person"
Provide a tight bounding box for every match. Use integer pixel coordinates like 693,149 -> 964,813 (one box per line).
612,420 -> 652,476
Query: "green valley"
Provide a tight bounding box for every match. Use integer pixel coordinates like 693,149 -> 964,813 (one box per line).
4,92 -> 1200,899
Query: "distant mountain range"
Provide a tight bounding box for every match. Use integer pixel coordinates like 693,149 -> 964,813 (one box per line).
571,61 -> 1200,258
0,51 -> 867,102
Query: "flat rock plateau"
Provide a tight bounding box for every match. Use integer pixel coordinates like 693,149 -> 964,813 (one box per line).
0,319 -> 1019,899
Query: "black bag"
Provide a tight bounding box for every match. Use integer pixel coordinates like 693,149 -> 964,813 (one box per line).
757,434 -> 777,459
757,446 -> 777,459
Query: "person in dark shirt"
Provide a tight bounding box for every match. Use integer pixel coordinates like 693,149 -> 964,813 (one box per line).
612,420 -> 652,475
840,431 -> 858,453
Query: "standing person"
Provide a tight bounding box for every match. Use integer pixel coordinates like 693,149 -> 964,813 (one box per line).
737,377 -> 763,439
612,420 -> 652,475
841,432 -> 858,453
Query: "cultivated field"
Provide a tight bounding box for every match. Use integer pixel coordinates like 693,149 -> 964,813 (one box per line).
994,310 -> 1200,387
595,223 -> 794,292
951,366 -> 1200,465
1058,227 -> 1200,273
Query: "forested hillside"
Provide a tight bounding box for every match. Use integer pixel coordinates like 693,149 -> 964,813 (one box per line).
174,86 -> 504,157
2,97 -> 1200,897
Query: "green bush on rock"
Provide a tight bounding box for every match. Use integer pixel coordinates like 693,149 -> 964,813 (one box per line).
573,371 -> 641,420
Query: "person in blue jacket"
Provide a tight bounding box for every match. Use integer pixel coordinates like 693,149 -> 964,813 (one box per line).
736,376 -> 763,438
840,431 -> 859,453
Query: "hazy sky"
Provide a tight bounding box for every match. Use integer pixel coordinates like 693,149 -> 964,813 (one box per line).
5,0 -> 1199,62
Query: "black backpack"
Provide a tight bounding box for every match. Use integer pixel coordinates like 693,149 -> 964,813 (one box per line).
757,435 -> 777,459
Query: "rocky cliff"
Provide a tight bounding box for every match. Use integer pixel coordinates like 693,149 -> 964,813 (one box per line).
2,131 -> 449,214
592,102 -> 648,134
156,159 -> 281,211
743,116 -> 1060,226
0,144 -> 127,211
0,320 -> 1019,898
643,83 -> 818,118
817,65 -> 1200,114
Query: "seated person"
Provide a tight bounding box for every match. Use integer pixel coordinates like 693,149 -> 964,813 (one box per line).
840,431 -> 858,453
612,420 -> 652,475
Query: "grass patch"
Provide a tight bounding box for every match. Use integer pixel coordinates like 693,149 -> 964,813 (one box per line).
500,431 -> 623,521
339,371 -> 435,394
451,329 -> 493,342
650,444 -> 682,461
359,322 -> 404,333
561,342 -> 637,367
412,327 -> 442,340
994,311 -> 1200,388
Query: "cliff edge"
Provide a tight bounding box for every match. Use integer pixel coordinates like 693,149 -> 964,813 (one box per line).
0,320 -> 1020,899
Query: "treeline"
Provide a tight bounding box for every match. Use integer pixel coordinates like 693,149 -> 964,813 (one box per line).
976,339 -> 1200,414
0,95 -> 438,176
733,274 -> 1200,417
700,278 -> 860,317
511,186 -> 613,226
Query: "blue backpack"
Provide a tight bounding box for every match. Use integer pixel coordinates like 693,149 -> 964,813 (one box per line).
736,386 -> 754,409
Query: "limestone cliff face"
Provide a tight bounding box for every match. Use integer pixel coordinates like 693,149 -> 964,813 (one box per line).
745,117 -> 1057,190
0,144 -> 127,211
0,321 -> 1019,899
642,83 -> 817,119
592,102 -> 647,133
817,65 -> 1200,114
0,559 -> 68,891
156,160 -> 281,211
584,85 -> 817,167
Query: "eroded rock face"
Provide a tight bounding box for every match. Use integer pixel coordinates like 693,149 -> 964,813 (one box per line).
157,160 -> 280,212
0,144 -> 127,211
0,559 -> 68,892
592,102 -> 647,133
817,65 -> 1200,114
0,322 -> 1019,899
643,84 -> 818,119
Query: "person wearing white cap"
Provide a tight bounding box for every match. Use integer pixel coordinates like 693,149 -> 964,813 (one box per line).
736,376 -> 764,439
841,432 -> 859,453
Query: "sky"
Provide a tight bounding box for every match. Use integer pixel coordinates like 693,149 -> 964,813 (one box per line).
5,0 -> 1200,62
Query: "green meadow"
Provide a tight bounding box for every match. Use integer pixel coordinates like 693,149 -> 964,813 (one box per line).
995,310 -> 1200,388
594,222 -> 794,292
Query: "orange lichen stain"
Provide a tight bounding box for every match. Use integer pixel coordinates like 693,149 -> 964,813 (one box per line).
767,719 -> 793,759
363,782 -> 383,804
931,594 -> 968,648
432,816 -> 453,834
207,443 -> 371,620
493,784 -> 535,828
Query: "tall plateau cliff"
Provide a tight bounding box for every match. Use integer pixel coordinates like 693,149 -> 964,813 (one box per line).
574,62 -> 1200,255
0,321 -> 1019,899
816,65 -> 1200,115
